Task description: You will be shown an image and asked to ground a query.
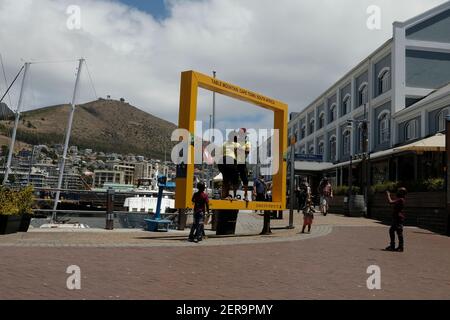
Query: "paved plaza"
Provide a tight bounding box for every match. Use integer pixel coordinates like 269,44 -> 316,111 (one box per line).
0,212 -> 449,300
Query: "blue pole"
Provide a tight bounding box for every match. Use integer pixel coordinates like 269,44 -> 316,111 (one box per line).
155,185 -> 164,220
154,176 -> 167,220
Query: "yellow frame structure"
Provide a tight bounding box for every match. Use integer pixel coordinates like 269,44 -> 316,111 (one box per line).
176,71 -> 288,211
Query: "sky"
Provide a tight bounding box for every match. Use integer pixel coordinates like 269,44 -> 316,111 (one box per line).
0,0 -> 448,133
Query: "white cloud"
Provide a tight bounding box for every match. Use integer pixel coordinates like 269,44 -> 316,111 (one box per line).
0,0 -> 447,131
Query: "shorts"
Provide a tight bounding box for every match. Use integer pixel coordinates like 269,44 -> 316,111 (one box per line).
303,216 -> 313,226
218,157 -> 238,186
320,196 -> 331,206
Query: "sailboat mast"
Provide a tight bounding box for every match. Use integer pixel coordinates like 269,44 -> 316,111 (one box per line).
52,58 -> 84,221
3,62 -> 30,185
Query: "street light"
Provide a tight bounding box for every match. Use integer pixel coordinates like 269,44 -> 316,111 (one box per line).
347,114 -> 370,215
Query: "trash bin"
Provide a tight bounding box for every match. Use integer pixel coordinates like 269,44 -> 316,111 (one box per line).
216,210 -> 239,235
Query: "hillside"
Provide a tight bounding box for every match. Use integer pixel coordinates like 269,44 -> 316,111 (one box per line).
0,99 -> 177,159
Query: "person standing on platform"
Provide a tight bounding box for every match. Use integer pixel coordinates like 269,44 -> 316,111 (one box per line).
218,131 -> 239,199
236,128 -> 251,202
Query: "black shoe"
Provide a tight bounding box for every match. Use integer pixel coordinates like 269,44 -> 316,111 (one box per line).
395,247 -> 404,252
188,238 -> 195,242
385,246 -> 395,251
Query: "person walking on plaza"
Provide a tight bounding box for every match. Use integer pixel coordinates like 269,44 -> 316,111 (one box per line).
189,182 -> 210,243
302,183 -> 314,233
385,188 -> 407,252
296,180 -> 308,213
318,177 -> 333,216
253,175 -> 267,213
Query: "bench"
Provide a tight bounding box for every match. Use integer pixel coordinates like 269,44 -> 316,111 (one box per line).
144,219 -> 172,232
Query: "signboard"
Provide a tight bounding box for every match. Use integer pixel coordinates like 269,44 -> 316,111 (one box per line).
295,154 -> 323,162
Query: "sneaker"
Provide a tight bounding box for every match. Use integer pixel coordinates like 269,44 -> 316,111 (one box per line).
385,246 -> 395,251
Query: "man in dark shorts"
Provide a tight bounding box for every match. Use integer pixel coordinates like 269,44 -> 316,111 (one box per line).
189,182 -> 210,243
385,188 -> 407,252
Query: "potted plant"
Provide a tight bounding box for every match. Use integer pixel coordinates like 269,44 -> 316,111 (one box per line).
0,187 -> 21,235
17,186 -> 34,232
0,186 -> 34,235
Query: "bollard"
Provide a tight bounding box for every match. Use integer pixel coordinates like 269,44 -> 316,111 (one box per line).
106,188 -> 115,230
178,210 -> 187,230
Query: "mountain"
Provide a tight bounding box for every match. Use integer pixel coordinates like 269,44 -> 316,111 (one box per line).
0,102 -> 14,120
0,99 -> 177,159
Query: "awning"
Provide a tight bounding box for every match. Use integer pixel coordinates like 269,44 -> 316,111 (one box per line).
295,161 -> 334,172
393,133 -> 445,153
370,133 -> 445,161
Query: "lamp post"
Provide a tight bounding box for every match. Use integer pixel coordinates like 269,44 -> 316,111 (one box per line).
347,113 -> 370,215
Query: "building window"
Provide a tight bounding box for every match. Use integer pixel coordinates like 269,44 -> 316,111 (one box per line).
342,95 -> 351,115
318,112 -> 325,129
301,124 -> 306,139
343,130 -> 351,156
437,108 -> 450,132
405,120 -> 418,141
309,119 -> 315,135
309,145 -> 315,155
329,104 -> 337,123
300,148 -> 306,155
358,83 -> 368,106
318,141 -> 325,155
379,112 -> 390,144
378,68 -> 391,95
329,136 -> 337,161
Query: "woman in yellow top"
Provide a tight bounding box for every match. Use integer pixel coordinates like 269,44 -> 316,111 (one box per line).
218,131 -> 239,199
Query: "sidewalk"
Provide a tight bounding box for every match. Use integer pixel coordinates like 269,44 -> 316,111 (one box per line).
0,212 -> 380,248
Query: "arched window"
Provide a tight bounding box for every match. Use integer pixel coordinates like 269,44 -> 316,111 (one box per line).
329,136 -> 337,161
343,130 -> 351,156
342,95 -> 351,115
405,120 -> 418,141
437,108 -> 450,132
309,145 -> 315,155
358,83 -> 368,107
329,104 -> 337,123
378,68 -> 391,95
379,112 -> 390,144
318,141 -> 325,155
301,124 -> 306,139
318,112 -> 325,129
309,119 -> 315,135
300,147 -> 306,155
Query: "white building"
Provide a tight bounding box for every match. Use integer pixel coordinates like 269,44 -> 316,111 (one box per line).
289,2 -> 450,185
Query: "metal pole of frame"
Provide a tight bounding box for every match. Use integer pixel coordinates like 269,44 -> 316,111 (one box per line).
446,116 -> 450,236
288,135 -> 296,229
